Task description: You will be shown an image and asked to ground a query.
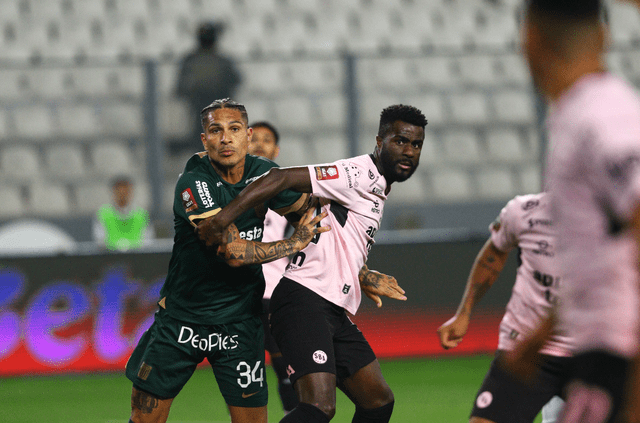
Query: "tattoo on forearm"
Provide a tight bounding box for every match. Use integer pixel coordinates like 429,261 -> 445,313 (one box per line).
132,390 -> 159,414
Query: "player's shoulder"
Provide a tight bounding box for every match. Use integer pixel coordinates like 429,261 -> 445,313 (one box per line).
502,192 -> 548,219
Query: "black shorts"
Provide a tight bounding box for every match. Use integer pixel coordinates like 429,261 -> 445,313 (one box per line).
471,350 -> 573,423
269,277 -> 377,386
559,350 -> 630,423
261,298 -> 280,355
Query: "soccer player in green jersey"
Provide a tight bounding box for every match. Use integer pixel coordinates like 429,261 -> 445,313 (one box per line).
125,99 -> 328,423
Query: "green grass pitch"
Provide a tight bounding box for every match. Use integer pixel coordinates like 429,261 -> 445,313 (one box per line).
1,355 -> 542,422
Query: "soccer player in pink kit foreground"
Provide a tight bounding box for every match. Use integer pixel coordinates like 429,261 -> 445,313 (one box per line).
505,0 -> 640,422
196,104 -> 426,423
438,192 -> 570,423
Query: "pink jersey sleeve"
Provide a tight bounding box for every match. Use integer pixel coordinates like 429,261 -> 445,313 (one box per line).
308,161 -> 363,207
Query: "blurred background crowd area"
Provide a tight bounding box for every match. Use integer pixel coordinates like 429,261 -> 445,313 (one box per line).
1,0 -> 640,246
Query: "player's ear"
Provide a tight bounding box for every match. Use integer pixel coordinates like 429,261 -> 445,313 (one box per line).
246,127 -> 253,142
274,145 -> 280,159
201,132 -> 206,147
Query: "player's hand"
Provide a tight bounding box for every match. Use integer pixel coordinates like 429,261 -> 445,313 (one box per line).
360,269 -> 407,308
195,215 -> 225,247
437,315 -> 470,349
289,207 -> 330,250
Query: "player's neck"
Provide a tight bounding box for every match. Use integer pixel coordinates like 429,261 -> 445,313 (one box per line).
546,56 -> 606,101
209,159 -> 245,184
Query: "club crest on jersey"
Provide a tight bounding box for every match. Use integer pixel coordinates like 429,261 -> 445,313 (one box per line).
522,199 -> 539,211
181,188 -> 198,212
195,180 -> 215,208
315,165 -> 339,180
342,284 -> 351,294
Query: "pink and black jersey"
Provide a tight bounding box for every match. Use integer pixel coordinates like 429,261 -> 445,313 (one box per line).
283,154 -> 387,315
546,72 -> 640,359
262,209 -> 290,299
491,193 -> 572,356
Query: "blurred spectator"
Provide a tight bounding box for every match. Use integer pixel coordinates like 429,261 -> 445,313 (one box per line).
93,177 -> 154,251
176,21 -> 242,150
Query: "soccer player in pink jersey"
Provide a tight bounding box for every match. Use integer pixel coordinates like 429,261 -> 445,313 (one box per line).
438,193 -> 571,423
248,121 -> 299,415
506,0 -> 640,422
196,104 -> 425,423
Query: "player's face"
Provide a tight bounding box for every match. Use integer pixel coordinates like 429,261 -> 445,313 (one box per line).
377,120 -> 423,183
248,126 -> 279,160
201,108 -> 252,169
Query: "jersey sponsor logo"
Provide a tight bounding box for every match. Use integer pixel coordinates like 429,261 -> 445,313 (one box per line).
371,199 -> 380,214
239,226 -> 263,241
245,171 -> 268,185
343,163 -> 362,188
342,284 -> 351,294
476,391 -> 493,409
195,180 -> 215,208
312,350 -> 327,364
509,330 -> 519,340
242,391 -> 259,398
177,325 -> 239,351
181,188 -> 199,213
315,165 -> 339,180
528,218 -> 552,228
371,187 -> 384,196
368,169 -> 375,179
522,199 -> 540,211
532,240 -> 554,257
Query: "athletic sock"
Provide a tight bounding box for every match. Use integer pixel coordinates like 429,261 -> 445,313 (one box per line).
272,356 -> 299,412
351,401 -> 394,423
280,402 -> 330,423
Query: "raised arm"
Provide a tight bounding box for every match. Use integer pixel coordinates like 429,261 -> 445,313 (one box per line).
437,238 -> 509,349
218,207 -> 329,267
197,167 -> 312,247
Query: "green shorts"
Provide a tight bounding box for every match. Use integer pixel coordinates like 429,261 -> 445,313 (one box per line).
125,309 -> 268,407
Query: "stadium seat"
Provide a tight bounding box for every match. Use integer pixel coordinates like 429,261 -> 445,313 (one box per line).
45,144 -> 86,180
273,136 -> 311,167
0,145 -> 40,181
288,60 -> 343,91
485,129 -> 525,162
0,185 -> 24,218
99,103 -> 143,137
385,174 -> 428,205
476,168 -> 515,199
312,135 -> 349,164
418,132 -> 441,165
316,95 -> 347,128
457,56 -> 497,85
442,130 -> 482,163
240,61 -> 286,93
26,68 -> 69,98
497,54 -> 531,86
493,90 -> 535,123
157,62 -> 179,95
241,98 -> 272,123
430,167 -> 472,202
159,98 -> 190,139
272,97 -> 314,129
397,94 -> 446,125
58,104 -> 101,137
519,165 -> 543,193
360,92 -> 400,126
13,106 -> 55,138
90,141 -> 134,177
27,181 -> 71,216
448,93 -> 489,124
0,69 -> 27,99
0,109 -> 8,141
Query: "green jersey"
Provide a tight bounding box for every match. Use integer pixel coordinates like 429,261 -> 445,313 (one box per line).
160,152 -> 303,325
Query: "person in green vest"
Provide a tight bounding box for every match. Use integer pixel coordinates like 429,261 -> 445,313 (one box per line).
93,177 -> 154,251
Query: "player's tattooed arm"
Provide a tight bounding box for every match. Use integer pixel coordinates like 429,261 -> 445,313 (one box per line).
359,264 -> 407,308
437,238 -> 509,349
218,208 -> 331,267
